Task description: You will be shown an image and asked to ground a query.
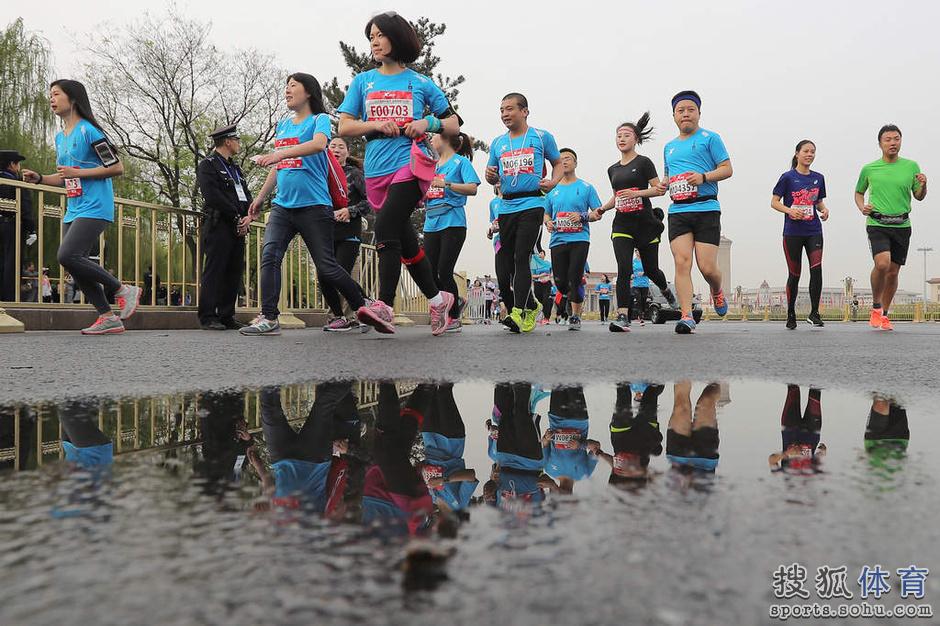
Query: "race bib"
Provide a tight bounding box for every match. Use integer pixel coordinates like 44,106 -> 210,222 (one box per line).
500,148 -> 536,176
554,212 -> 583,233
552,428 -> 581,450
612,452 -> 637,477
668,173 -> 699,202
64,177 -> 83,198
365,90 -> 414,125
615,188 -> 643,213
422,464 -> 445,490
792,204 -> 814,221
426,176 -> 446,200
274,137 -> 301,170
599,287 -> 609,295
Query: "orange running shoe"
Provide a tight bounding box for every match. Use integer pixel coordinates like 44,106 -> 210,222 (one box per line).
869,307 -> 883,328
880,315 -> 894,331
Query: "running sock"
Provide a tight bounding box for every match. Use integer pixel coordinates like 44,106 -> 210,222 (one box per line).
872,302 -> 881,310
429,293 -> 444,307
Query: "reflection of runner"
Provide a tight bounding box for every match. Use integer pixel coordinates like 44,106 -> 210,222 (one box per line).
195,390 -> 253,492
772,141 -> 829,329
854,124 -> 927,331
417,383 -> 478,518
656,91 -> 732,334
768,385 -> 825,474
666,381 -> 720,472
864,395 -> 910,473
542,386 -> 597,493
52,399 -> 114,518
484,382 -> 549,511
589,383 -> 663,489
250,383 -> 358,516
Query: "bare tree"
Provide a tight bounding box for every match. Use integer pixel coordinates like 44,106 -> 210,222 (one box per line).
81,8 -> 285,257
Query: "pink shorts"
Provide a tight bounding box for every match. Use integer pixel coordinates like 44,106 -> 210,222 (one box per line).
366,165 -> 431,211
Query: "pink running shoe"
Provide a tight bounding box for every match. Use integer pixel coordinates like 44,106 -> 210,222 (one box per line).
81,314 -> 125,335
430,291 -> 455,336
115,284 -> 142,320
357,300 -> 396,334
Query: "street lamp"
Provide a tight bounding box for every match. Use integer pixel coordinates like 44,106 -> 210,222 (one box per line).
916,246 -> 933,303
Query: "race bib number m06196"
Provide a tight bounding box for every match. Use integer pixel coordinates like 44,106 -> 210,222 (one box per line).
668,173 -> 699,202
615,188 -> 643,212
365,90 -> 414,125
500,148 -> 535,176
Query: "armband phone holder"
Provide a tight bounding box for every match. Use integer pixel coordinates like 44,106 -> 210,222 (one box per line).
91,139 -> 119,167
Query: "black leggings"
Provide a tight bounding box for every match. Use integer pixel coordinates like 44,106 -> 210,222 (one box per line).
533,281 -> 552,319
494,382 -> 542,460
424,226 -> 466,317
551,241 -> 589,304
418,383 -> 465,438
599,300 -> 610,321
373,180 -> 439,306
319,239 -> 365,317
612,236 -> 667,311
495,207 -> 543,311
549,386 -> 587,420
58,218 -> 121,314
630,287 -> 649,320
783,234 -> 823,314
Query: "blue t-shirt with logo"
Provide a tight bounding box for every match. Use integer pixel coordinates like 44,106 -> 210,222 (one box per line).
272,459 -> 332,511
595,282 -> 612,300
63,441 -> 113,469
545,179 -> 601,247
273,114 -> 333,209
424,154 -> 481,232
663,128 -> 729,214
338,68 -> 451,178
530,253 -> 552,279
487,127 -> 560,214
55,119 -> 115,223
422,432 -> 478,511
543,415 -> 597,482
772,169 -> 826,237
632,257 -> 650,287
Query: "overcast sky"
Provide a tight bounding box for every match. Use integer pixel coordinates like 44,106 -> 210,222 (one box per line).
12,0 -> 940,293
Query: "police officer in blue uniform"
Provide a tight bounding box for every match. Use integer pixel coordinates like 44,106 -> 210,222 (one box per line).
0,150 -> 37,302
197,125 -> 251,330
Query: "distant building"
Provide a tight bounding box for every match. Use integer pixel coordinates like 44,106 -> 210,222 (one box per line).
718,235 -> 732,297
928,278 -> 940,302
733,283 -> 918,310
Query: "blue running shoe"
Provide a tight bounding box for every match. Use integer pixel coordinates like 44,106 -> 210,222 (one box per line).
675,315 -> 697,334
712,289 -> 728,317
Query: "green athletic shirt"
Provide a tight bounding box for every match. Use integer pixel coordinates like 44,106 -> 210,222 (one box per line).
855,157 -> 922,228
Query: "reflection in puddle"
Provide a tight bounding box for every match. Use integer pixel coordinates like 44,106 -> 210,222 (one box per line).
0,380 -> 933,623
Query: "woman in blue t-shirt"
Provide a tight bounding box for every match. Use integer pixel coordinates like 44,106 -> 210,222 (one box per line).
595,275 -> 613,322
424,132 -> 480,332
771,140 -> 829,329
241,73 -> 368,336
337,12 -> 463,337
23,80 -> 141,335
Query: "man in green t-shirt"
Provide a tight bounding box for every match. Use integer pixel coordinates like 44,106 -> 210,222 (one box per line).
854,124 -> 928,331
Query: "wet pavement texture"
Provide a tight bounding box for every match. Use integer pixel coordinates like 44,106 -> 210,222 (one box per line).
1,379 -> 937,625
3,322 -> 940,405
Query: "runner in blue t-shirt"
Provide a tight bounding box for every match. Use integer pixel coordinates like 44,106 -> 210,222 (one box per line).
241,73 -> 367,336
771,140 -> 830,329
653,91 -> 733,334
542,386 -> 597,492
484,93 -> 563,334
530,250 -> 554,326
337,13 -> 463,337
23,79 -> 140,335
424,132 -> 480,332
630,252 -> 651,324
543,148 -> 602,331
595,275 -> 613,322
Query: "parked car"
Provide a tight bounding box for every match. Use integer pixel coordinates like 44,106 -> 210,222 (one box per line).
645,282 -> 703,324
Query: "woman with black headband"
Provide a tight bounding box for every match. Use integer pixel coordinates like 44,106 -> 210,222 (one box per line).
591,113 -> 676,333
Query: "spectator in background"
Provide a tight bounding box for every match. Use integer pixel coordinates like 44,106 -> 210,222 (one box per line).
0,150 -> 37,301
143,265 -> 161,305
40,268 -> 53,302
21,261 -> 38,302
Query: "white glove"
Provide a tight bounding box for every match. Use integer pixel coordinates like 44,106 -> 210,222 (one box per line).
26,233 -> 37,246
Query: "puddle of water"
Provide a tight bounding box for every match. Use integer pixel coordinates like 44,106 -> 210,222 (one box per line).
1,380 -> 937,625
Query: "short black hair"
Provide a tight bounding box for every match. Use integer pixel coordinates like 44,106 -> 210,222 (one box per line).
560,147 -> 577,160
365,12 -> 421,64
878,124 -> 902,141
501,92 -> 528,109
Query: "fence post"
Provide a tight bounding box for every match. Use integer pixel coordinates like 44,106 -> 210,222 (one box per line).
763,306 -> 770,321
914,301 -> 924,323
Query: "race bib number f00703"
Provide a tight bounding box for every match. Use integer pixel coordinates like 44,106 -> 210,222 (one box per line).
500,148 -> 536,176
365,90 -> 414,126
274,137 -> 301,170
668,173 -> 699,202
615,188 -> 643,213
64,178 -> 83,198
554,212 -> 583,233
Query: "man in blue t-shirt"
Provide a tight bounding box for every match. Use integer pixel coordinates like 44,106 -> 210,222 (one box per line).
655,90 -> 733,334
484,93 -> 563,334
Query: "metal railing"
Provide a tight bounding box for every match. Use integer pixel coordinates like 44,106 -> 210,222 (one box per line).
0,380 -> 422,472
0,178 -> 429,317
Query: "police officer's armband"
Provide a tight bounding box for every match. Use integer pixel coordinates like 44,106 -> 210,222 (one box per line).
91,139 -> 120,167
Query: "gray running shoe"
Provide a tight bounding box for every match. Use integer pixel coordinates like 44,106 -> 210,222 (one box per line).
568,316 -> 582,331
81,315 -> 125,335
239,315 -> 281,336
608,314 -> 631,333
